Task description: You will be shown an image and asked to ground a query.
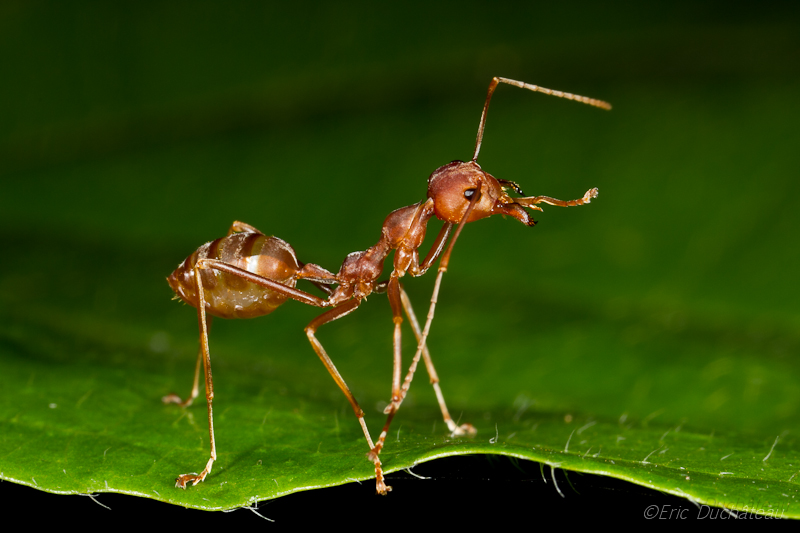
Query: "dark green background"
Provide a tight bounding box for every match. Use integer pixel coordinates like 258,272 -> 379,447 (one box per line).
2,0 -> 799,524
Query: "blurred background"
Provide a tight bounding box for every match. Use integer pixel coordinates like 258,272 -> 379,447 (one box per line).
2,0 -> 799,524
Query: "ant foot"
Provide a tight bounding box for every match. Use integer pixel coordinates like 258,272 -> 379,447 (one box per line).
383,401 -> 400,415
162,393 -> 183,404
162,393 -> 195,408
452,423 -> 477,437
175,472 -> 205,489
375,480 -> 393,495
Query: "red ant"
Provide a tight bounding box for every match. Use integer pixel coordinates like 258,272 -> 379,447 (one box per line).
164,76 -> 610,494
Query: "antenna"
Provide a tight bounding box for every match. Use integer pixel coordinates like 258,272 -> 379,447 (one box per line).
472,77 -> 612,162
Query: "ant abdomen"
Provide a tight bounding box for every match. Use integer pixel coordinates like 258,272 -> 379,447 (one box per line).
168,232 -> 301,319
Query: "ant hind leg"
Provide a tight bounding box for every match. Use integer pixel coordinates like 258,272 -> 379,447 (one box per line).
303,301 -> 393,494
173,267 -> 218,489
162,315 -> 212,408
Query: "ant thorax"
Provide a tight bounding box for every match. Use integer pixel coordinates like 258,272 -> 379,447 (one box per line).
329,200 -> 436,304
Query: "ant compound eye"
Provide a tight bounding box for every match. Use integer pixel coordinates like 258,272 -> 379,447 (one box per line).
463,188 -> 476,199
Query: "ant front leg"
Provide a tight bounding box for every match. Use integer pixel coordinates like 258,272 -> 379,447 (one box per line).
367,279 -> 477,488
398,287 -> 476,437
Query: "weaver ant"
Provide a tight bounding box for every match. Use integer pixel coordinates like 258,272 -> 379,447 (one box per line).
164,76 -> 610,494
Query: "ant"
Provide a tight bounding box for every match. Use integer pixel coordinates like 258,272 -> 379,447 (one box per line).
164,76 -> 610,495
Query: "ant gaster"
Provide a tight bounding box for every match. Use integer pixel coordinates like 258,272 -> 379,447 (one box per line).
165,77 -> 610,494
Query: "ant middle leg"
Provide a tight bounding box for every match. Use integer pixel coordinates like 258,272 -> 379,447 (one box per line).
373,176 -> 485,442
368,278 -> 476,483
363,276 -> 405,494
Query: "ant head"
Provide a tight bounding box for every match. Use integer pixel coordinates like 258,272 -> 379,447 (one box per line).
427,160 -> 540,226
426,77 -> 609,229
